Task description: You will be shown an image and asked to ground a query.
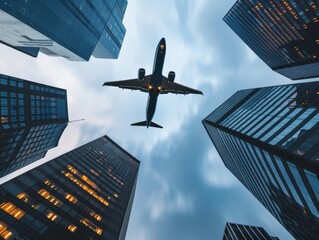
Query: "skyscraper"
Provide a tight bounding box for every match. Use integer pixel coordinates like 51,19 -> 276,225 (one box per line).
222,222 -> 279,240
0,0 -> 127,61
0,73 -> 68,177
224,1 -> 319,80
0,135 -> 139,240
203,81 -> 319,240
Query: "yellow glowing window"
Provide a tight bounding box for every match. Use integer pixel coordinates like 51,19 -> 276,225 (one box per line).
1,230 -> 13,239
62,170 -> 109,207
44,179 -> 51,185
0,202 -> 25,220
94,215 -> 102,221
114,193 -> 119,198
17,192 -> 29,203
10,208 -> 25,220
68,224 -> 77,232
47,212 -> 58,221
38,189 -> 63,207
80,218 -> 103,235
0,116 -> 8,123
65,194 -> 78,204
1,202 -> 15,213
0,221 -> 8,234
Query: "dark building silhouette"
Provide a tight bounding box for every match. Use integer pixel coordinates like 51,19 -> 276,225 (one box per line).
0,135 -> 140,240
224,1 -> 319,80
0,74 -> 68,177
203,81 -> 319,240
222,222 -> 279,240
0,0 -> 127,61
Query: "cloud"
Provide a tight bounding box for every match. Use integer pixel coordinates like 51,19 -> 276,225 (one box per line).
202,148 -> 237,187
0,1 -> 294,240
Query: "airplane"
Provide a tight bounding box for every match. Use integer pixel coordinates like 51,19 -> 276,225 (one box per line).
103,37 -> 203,129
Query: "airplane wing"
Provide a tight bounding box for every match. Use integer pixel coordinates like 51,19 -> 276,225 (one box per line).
160,76 -> 203,95
103,75 -> 151,93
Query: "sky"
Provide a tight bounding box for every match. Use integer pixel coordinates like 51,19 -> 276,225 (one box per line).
1,0 -> 313,239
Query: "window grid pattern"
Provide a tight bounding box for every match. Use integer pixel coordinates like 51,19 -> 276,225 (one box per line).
0,136 -> 139,240
224,0 -> 319,79
220,83 -> 319,160
0,73 -> 68,177
203,81 -> 319,240
223,222 -> 279,240
0,0 -> 127,60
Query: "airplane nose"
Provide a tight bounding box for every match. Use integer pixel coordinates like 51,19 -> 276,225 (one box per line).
161,37 -> 166,45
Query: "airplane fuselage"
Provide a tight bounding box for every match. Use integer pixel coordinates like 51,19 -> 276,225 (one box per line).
146,38 -> 166,127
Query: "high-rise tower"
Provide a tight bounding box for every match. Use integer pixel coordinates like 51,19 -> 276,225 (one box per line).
224,1 -> 319,80
203,81 -> 319,239
0,73 -> 68,177
0,135 -> 139,240
0,0 -> 127,61
222,222 -> 279,240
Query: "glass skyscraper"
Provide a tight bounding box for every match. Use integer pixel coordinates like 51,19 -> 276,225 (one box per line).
224,0 -> 319,80
0,0 -> 127,61
0,135 -> 139,240
222,222 -> 279,240
0,73 -> 68,177
203,81 -> 319,240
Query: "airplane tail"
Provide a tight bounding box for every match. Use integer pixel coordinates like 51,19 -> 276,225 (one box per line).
131,121 -> 163,129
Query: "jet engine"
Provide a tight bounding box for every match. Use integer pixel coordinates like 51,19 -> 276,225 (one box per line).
168,71 -> 175,83
138,68 -> 146,81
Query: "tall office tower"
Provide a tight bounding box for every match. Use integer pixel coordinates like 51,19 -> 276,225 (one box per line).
0,73 -> 68,177
222,222 -> 279,240
0,135 -> 140,240
0,0 -> 127,61
224,1 -> 319,80
203,81 -> 319,240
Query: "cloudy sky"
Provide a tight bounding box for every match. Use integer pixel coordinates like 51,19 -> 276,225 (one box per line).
0,0 -> 308,239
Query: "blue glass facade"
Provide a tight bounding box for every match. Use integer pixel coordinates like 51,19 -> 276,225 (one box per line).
203,81 -> 319,240
0,135 -> 139,240
0,73 -> 68,177
223,222 -> 279,240
0,0 -> 127,61
224,0 -> 319,80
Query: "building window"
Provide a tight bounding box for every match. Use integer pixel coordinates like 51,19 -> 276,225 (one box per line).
68,224 -> 77,232
80,218 -> 103,235
46,212 -> 58,221
17,192 -> 30,202
0,221 -> 8,234
1,230 -> 13,240
65,193 -> 78,204
10,208 -> 25,220
38,189 -> 63,207
0,202 -> 25,220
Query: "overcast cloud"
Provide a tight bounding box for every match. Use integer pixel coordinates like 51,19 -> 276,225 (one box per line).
0,0 -> 304,239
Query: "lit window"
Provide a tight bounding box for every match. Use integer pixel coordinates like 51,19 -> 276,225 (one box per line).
0,221 -> 8,234
10,208 -> 25,220
80,218 -> 103,235
38,189 -> 63,207
44,179 -> 51,185
68,224 -> 77,232
94,215 -> 102,221
0,202 -> 25,220
1,230 -> 13,239
47,212 -> 58,221
17,192 -> 29,203
0,202 -> 15,213
65,194 -> 78,204
114,193 -> 119,198
62,170 -> 109,206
